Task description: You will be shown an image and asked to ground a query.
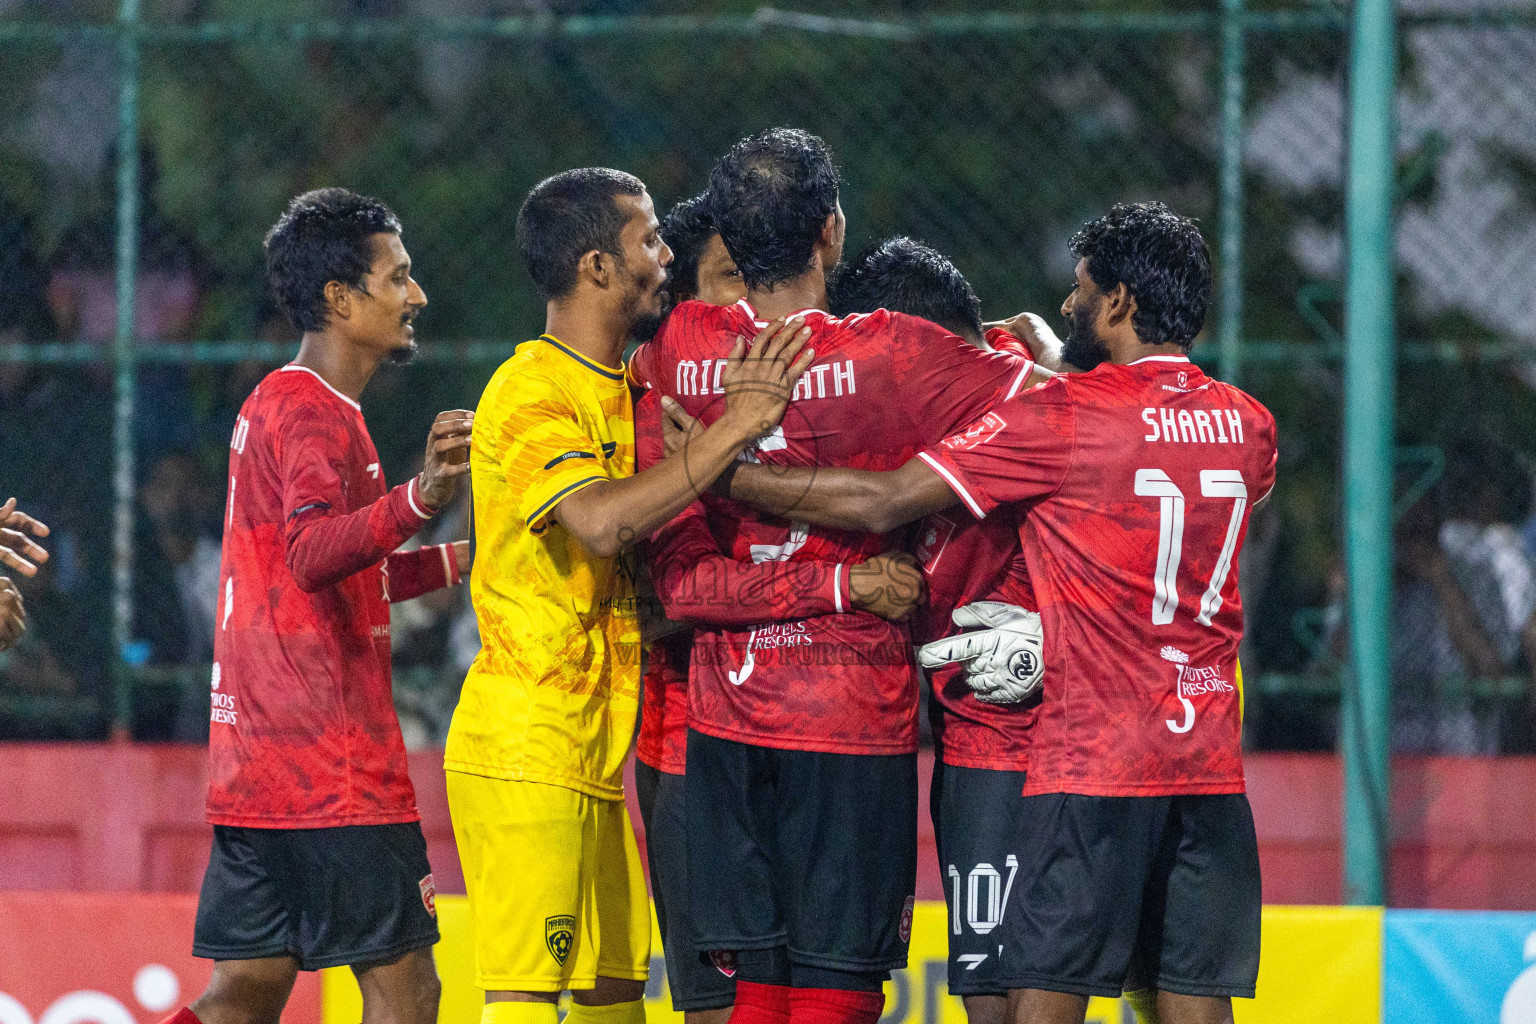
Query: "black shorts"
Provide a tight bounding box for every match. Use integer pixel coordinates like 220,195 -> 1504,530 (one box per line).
994,793 -> 1261,999
193,821 -> 440,971
636,760 -> 737,1012
684,729 -> 917,974
930,761 -> 1030,997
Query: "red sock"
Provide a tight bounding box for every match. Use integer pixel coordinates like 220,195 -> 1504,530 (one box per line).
158,1010 -> 202,1024
788,987 -> 885,1024
731,981 -> 793,1024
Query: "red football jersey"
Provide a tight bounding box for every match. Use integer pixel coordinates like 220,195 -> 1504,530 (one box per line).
920,355 -> 1277,796
628,299 -> 1033,754
208,365 -> 435,826
634,388 -> 855,773
911,507 -> 1038,771
637,633 -> 691,775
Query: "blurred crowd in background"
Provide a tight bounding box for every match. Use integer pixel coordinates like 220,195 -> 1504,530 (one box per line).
3,0 -> 1536,754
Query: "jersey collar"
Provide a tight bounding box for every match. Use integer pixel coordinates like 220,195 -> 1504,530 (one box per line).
279,364 -> 362,411
736,298 -> 828,328
1127,354 -> 1191,366
538,334 -> 626,381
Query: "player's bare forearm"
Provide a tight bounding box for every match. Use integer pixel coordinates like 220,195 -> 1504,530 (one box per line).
556,317 -> 817,558
724,457 -> 956,535
985,312 -> 1080,373
554,410 -> 770,558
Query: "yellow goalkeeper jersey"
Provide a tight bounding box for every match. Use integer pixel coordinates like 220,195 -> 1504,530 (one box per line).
445,334 -> 642,800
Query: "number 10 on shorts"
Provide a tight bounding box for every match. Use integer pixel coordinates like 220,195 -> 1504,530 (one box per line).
948,855 -> 1020,936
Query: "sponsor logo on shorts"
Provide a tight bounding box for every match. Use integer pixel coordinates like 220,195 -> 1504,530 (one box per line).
899,895 -> 915,944
546,915 -> 576,965
418,874 -> 436,918
709,950 -> 738,978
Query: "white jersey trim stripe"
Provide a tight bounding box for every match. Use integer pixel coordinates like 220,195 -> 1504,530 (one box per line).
439,542 -> 454,584
406,478 -> 433,520
833,564 -> 845,613
279,364 -> 362,411
917,451 -> 987,519
1005,359 -> 1035,400
1128,355 -> 1191,365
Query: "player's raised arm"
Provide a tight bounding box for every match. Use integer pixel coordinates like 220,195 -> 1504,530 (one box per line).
550,317 -> 815,558
985,310 -> 1080,373
284,407 -> 470,593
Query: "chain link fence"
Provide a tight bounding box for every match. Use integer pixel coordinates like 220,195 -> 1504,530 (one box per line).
0,0 -> 1532,752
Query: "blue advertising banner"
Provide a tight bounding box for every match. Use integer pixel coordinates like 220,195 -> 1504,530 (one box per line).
1384,910 -> 1536,1023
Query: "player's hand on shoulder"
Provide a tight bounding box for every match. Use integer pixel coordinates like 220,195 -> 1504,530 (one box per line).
0,497 -> 49,578
917,600 -> 1045,704
417,410 -> 474,511
0,575 -> 25,652
849,551 -> 926,622
718,316 -> 816,440
986,312 -> 1068,372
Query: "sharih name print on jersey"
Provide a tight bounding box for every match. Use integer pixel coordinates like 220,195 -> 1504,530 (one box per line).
1141,406 -> 1247,444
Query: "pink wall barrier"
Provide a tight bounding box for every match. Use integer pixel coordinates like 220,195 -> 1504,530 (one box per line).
1,744 -> 1532,908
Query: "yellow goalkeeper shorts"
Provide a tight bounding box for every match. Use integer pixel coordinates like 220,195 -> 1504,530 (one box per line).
447,771 -> 651,992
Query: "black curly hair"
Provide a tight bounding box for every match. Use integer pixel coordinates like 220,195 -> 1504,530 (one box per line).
264,187 -> 401,333
1069,201 -> 1211,350
660,193 -> 719,306
707,128 -> 841,291
828,236 -> 983,341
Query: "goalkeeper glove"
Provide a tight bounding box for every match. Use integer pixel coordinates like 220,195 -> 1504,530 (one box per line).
917,601 -> 1045,704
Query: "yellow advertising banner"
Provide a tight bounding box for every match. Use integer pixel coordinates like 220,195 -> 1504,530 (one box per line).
323,900 -> 1381,1024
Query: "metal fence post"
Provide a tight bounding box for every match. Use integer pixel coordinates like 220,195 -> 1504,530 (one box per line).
1342,0 -> 1397,906
112,0 -> 141,737
1217,0 -> 1244,386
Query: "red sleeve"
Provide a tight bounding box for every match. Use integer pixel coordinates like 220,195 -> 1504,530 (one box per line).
1253,399 -> 1279,505
635,387 -> 666,473
985,327 -> 1030,360
627,340 -> 658,391
384,542 -> 462,603
646,502 -> 853,626
279,405 -> 435,594
917,375 -> 1077,520
635,390 -> 852,624
888,313 -> 1036,443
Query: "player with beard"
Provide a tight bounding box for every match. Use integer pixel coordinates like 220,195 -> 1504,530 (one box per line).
163,188 -> 473,1024
627,130 -> 1047,1024
445,169 -> 813,1024
695,203 -> 1274,1024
